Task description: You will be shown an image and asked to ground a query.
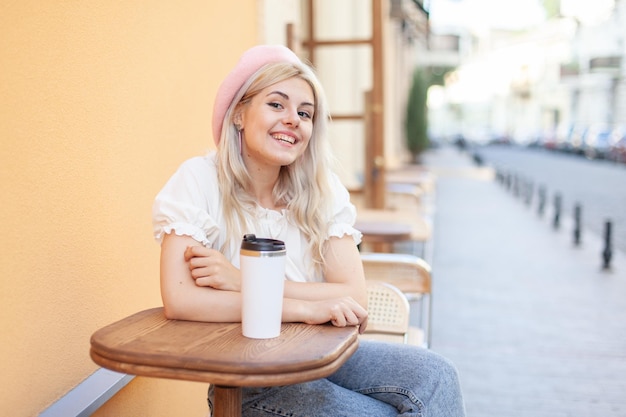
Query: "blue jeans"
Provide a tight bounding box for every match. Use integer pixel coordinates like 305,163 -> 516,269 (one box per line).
209,340 -> 465,417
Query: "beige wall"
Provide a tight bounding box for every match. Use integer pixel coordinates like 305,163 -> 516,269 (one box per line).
0,1 -> 257,415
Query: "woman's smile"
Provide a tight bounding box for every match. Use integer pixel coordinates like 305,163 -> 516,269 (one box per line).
271,132 -> 297,145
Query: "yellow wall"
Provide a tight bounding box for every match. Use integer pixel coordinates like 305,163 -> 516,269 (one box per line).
0,1 -> 258,415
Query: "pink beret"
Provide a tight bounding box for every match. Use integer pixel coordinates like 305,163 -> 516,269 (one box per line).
212,45 -> 302,145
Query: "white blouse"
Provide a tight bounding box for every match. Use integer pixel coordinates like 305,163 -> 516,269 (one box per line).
152,152 -> 362,283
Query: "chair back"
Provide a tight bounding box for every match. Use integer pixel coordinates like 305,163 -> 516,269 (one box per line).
360,252 -> 432,348
361,281 -> 410,344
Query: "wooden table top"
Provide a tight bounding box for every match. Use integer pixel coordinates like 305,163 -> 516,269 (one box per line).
386,169 -> 436,190
354,220 -> 413,243
356,208 -> 431,242
90,307 -> 359,387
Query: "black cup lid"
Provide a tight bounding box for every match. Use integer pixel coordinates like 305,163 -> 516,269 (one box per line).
241,234 -> 286,251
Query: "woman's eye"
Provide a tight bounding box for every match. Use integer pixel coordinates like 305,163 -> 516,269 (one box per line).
267,102 -> 283,109
298,111 -> 312,119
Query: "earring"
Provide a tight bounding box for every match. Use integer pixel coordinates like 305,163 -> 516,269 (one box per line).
237,129 -> 242,155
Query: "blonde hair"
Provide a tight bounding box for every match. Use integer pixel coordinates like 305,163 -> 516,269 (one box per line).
216,62 -> 335,273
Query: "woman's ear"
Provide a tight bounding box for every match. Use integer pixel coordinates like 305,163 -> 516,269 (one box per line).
233,109 -> 244,131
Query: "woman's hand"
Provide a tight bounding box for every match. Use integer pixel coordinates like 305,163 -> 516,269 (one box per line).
184,245 -> 241,291
300,297 -> 369,334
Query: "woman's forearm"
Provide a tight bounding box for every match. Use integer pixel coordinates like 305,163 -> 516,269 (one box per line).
162,286 -> 242,322
162,285 -> 356,328
283,280 -> 367,307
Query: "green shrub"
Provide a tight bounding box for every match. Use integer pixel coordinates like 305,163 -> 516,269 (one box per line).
405,69 -> 429,163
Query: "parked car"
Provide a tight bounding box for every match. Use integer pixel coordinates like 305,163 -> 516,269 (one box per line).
529,128 -> 555,149
553,124 -> 585,153
583,125 -> 613,159
549,123 -> 572,151
566,124 -> 589,155
608,134 -> 626,164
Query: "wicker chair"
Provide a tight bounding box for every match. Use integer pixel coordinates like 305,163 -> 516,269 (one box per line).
361,281 -> 411,344
360,252 -> 432,348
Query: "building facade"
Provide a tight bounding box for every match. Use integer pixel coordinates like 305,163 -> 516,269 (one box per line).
426,0 -> 626,149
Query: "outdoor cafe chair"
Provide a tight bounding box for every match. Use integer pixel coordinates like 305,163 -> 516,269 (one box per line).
360,252 -> 432,348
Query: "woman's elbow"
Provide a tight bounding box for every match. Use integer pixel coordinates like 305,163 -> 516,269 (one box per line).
162,296 -> 189,320
162,305 -> 180,320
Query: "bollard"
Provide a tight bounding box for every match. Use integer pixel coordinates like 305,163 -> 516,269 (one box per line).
498,169 -> 505,185
573,204 -> 581,246
472,152 -> 484,166
537,185 -> 546,216
602,220 -> 613,270
525,180 -> 534,206
553,193 -> 561,229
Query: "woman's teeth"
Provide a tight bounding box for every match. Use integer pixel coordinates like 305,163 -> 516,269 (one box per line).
273,134 -> 295,144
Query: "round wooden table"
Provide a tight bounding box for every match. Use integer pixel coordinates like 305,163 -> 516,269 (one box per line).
90,308 -> 359,417
355,208 -> 430,253
355,220 -> 412,249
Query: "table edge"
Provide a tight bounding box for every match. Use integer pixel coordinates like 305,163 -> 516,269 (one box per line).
91,337 -> 359,387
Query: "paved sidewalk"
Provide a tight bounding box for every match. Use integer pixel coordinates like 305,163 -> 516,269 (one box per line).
420,146 -> 626,417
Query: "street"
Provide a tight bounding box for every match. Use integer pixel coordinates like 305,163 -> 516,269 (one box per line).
424,146 -> 626,417
472,145 -> 626,255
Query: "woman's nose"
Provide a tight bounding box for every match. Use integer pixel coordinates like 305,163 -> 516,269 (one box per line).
283,108 -> 300,126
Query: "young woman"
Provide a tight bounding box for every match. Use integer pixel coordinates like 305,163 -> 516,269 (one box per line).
153,44 -> 465,417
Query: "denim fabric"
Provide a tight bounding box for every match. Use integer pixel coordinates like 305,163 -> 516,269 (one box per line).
208,340 -> 465,417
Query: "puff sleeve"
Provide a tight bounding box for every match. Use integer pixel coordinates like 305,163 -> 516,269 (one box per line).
152,155 -> 222,248
327,173 -> 362,245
